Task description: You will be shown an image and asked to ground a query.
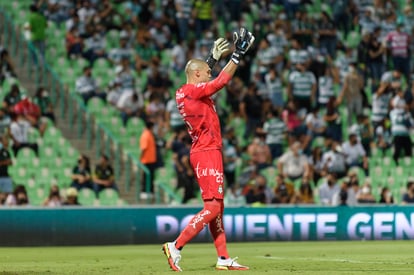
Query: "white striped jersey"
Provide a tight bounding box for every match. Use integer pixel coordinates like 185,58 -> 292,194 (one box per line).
371,92 -> 392,122
289,70 -> 316,98
318,76 -> 334,104
390,109 -> 413,136
263,118 -> 286,145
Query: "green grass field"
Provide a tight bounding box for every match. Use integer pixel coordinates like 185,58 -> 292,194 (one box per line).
1,241 -> 414,274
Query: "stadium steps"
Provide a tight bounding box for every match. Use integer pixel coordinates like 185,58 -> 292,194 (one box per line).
4,43 -> 137,205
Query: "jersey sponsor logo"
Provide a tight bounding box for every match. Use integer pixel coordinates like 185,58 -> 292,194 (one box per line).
195,162 -> 224,183
176,92 -> 185,99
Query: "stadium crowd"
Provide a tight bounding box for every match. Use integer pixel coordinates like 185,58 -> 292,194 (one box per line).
1,0 -> 414,206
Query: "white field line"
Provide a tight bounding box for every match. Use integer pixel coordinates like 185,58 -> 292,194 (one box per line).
257,256 -> 410,265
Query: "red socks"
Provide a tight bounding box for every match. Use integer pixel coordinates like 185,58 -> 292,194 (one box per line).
175,199 -> 229,259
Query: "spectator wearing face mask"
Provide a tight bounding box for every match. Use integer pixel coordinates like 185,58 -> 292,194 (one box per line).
5,184 -> 29,206
356,180 -> 376,204
341,133 -> 369,175
318,173 -> 340,206
0,136 -> 12,195
43,185 -> 63,207
277,142 -> 311,182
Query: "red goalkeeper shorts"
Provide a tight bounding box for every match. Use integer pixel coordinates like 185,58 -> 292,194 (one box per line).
190,149 -> 225,200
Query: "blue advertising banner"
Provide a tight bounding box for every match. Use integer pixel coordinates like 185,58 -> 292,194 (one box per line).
0,206 -> 413,246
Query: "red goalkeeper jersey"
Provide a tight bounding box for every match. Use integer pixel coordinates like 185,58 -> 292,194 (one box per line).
176,71 -> 232,153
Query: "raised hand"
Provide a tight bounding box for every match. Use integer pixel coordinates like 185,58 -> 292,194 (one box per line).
231,27 -> 255,64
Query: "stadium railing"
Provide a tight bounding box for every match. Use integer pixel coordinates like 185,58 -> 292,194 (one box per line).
0,7 -> 155,204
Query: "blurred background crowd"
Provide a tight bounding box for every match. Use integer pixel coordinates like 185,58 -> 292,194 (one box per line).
1,0 -> 414,207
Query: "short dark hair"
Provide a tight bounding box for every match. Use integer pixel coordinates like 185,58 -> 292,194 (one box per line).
407,181 -> 414,189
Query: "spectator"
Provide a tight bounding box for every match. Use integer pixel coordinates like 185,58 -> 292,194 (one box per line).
309,146 -> 324,184
0,49 -> 17,84
75,66 -> 105,103
356,180 -> 376,204
192,0 -> 213,40
379,187 -> 394,204
70,154 -> 93,190
391,85 -> 408,111
139,120 -> 157,200
114,58 -> 136,92
5,184 -> 29,206
389,108 -> 413,165
291,176 -> 314,204
318,173 -> 340,206
371,75 -> 393,131
63,187 -> 81,206
3,84 -> 22,111
282,100 -> 305,145
33,87 -> 55,123
43,185 -> 62,207
341,133 -> 369,175
246,134 -> 272,171
402,181 -> 414,204
82,26 -> 107,65
174,0 -> 192,42
65,26 -> 83,59
349,114 -> 373,157
77,0 -> 96,24
288,62 -> 317,112
177,135 -> 197,204
170,40 -> 187,74
108,36 -> 135,66
324,96 -> 342,142
385,22 -> 411,82
263,67 -> 284,110
165,96 -> 185,133
337,62 -> 364,126
336,180 -> 349,206
225,183 -> 246,206
255,38 -> 283,81
375,119 -> 392,156
117,92 -> 143,126
29,4 -> 47,66
0,136 -> 12,195
288,38 -> 310,69
135,36 -> 157,73
321,141 -> 347,179
272,174 -> 295,204
259,108 -> 286,160
106,80 -> 123,107
303,106 -> 326,153
245,174 -> 273,205
277,142 -> 311,182
240,83 -> 263,140
367,27 -> 386,89
318,66 -> 337,108
92,154 -> 118,195
318,11 -> 337,59
0,108 -> 11,136
9,113 -> 38,157
346,171 -> 360,206
167,128 -> 187,191
222,128 -> 238,190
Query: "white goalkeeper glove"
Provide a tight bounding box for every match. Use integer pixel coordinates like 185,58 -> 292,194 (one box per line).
206,37 -> 230,69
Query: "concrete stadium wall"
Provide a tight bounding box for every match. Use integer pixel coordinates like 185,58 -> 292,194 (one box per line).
1,206 -> 414,246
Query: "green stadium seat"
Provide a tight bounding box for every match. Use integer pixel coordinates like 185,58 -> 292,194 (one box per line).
27,188 -> 47,206
78,188 -> 96,206
87,96 -> 106,115
99,189 -> 120,206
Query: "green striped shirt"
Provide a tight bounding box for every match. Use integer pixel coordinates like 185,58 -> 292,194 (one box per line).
289,71 -> 316,98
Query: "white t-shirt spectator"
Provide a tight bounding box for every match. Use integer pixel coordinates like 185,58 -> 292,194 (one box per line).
75,75 -> 97,95
85,35 -> 106,52
321,149 -> 347,174
391,95 -> 406,110
10,119 -> 31,143
171,44 -> 186,72
77,6 -> 96,22
108,47 -> 135,64
305,112 -> 326,132
166,98 -> 184,129
278,151 -> 308,178
341,141 -> 366,165
117,90 -> 143,112
318,180 -> 340,206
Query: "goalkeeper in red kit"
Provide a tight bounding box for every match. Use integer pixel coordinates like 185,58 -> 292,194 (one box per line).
162,28 -> 255,272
